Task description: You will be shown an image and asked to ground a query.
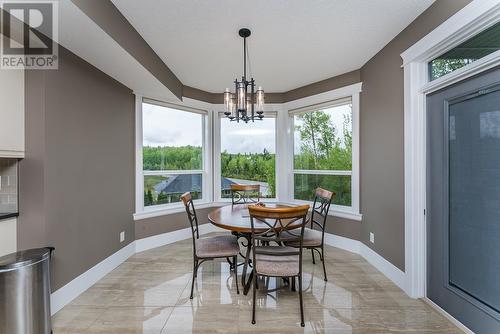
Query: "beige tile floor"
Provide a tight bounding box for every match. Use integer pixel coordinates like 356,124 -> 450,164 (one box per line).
52,234 -> 464,334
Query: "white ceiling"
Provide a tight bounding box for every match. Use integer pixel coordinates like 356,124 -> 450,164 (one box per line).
111,0 -> 434,93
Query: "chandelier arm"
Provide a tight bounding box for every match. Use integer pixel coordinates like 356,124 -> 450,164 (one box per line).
251,79 -> 255,121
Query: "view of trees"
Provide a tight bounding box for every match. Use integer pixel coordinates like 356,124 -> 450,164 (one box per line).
143,145 -> 202,170
143,107 -> 353,207
143,146 -> 276,201
221,150 -> 276,198
294,111 -> 352,170
429,58 -> 475,80
294,109 -> 353,206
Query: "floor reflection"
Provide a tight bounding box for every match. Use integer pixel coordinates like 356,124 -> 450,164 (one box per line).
52,234 -> 463,334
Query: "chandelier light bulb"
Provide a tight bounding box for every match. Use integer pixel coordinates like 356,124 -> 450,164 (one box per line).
224,88 -> 231,116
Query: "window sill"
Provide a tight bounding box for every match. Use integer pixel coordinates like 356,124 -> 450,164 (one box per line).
0,212 -> 19,222
281,200 -> 362,221
134,200 -> 362,222
330,210 -> 362,221
133,201 -> 212,221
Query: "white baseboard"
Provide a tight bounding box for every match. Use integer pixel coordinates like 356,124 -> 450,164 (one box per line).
323,232 -> 407,294
51,223 -> 220,315
423,298 -> 475,334
51,241 -> 136,315
323,232 -> 362,254
359,243 -> 406,292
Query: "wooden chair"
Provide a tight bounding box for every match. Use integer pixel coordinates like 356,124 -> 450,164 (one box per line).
248,204 -> 310,327
181,192 -> 240,299
230,184 -> 260,205
284,188 -> 335,281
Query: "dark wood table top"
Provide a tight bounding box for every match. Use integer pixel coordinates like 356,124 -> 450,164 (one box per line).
208,204 -> 301,234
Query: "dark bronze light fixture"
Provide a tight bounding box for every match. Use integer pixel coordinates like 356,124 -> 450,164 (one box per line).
223,28 -> 265,123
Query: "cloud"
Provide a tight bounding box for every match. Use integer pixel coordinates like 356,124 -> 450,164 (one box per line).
143,103 -> 203,147
221,117 -> 276,154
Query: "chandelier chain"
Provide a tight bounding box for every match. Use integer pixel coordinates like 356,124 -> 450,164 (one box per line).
246,38 -> 253,79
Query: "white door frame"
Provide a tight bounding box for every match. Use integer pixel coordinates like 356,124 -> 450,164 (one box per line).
401,0 -> 500,299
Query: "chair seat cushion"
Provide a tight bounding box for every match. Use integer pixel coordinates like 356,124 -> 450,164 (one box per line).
283,228 -> 323,247
255,246 -> 299,277
195,235 -> 240,258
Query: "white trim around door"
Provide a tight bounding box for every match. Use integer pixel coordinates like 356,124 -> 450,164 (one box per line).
401,0 -> 500,300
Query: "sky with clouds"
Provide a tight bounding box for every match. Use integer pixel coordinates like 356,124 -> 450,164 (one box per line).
143,103 -> 351,154
220,117 -> 276,154
143,103 -> 203,147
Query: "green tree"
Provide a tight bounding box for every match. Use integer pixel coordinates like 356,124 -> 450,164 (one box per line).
143,145 -> 202,170
157,192 -> 169,204
430,58 -> 475,80
144,189 -> 154,206
294,110 -> 353,206
295,111 -> 336,168
142,145 -> 277,199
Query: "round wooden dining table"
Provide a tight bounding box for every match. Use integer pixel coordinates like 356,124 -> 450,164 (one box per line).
208,203 -> 299,233
208,204 -> 298,294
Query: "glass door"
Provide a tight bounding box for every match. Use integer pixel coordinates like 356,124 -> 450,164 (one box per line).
427,67 -> 500,334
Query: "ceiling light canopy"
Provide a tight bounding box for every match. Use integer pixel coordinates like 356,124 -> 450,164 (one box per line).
223,28 -> 264,123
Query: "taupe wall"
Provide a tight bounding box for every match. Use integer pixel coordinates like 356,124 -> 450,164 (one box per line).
136,207 -> 216,239
183,70 -> 361,104
359,0 -> 472,270
19,46 -> 135,290
326,216 -> 361,241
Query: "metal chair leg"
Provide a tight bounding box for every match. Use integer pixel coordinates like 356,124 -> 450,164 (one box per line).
291,276 -> 296,292
252,274 -> 257,324
321,247 -> 328,282
190,260 -> 198,299
234,256 -> 240,294
311,249 -> 316,264
298,274 -> 305,327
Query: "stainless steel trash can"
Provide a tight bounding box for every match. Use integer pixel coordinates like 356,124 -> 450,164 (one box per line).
0,247 -> 54,334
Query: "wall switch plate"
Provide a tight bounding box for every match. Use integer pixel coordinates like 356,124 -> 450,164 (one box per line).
120,231 -> 125,243
369,232 -> 375,243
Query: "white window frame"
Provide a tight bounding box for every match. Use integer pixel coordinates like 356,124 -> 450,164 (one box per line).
284,83 -> 362,221
133,87 -> 362,222
214,110 -> 279,203
134,95 -> 213,220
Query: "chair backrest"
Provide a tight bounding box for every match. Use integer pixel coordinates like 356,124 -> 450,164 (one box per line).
310,188 -> 335,234
181,192 -> 199,253
230,184 -> 261,205
248,205 -> 310,265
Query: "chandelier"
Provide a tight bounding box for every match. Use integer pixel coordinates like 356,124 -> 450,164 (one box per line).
223,28 -> 265,123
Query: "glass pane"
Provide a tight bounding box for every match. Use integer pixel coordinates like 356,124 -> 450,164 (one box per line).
144,174 -> 202,206
448,87 -> 500,313
294,103 -> 352,170
294,174 -> 351,206
0,158 -> 18,215
143,103 -> 203,170
220,116 -> 276,199
429,22 -> 500,81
